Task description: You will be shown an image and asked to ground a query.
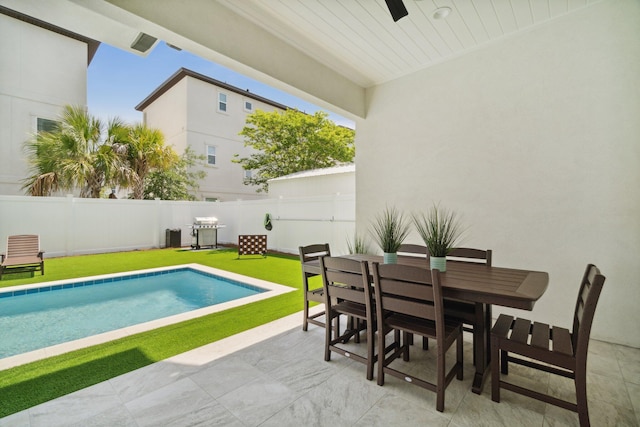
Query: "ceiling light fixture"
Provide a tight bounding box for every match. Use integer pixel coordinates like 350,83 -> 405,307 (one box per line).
433,7 -> 451,20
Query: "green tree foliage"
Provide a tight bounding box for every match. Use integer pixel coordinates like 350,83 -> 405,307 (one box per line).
22,105 -> 194,199
120,124 -> 178,199
234,110 -> 355,192
22,105 -> 130,197
143,147 -> 206,200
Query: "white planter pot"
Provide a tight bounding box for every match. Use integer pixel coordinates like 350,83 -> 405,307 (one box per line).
430,256 -> 447,272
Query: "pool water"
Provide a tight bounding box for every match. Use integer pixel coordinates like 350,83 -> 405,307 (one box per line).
0,267 -> 266,359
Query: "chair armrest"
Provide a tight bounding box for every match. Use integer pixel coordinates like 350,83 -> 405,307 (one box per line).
38,251 -> 44,260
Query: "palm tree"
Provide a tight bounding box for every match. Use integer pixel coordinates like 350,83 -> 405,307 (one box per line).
22,105 -> 129,197
121,124 -> 178,199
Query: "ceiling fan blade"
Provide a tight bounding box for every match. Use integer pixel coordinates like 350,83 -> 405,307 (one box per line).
385,0 -> 408,22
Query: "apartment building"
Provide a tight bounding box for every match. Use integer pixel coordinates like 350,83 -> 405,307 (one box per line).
0,6 -> 98,195
136,68 -> 290,201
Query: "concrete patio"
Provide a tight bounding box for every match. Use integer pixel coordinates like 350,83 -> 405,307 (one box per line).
2,307 -> 638,427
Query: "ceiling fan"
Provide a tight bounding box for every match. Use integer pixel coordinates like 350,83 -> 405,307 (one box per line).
385,0 -> 408,22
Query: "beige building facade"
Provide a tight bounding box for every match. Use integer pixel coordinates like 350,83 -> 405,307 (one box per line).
136,68 -> 289,201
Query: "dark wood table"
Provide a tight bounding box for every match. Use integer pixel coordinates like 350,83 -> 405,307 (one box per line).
303,254 -> 549,394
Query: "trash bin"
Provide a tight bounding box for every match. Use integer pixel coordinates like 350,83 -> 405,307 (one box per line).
165,228 -> 181,248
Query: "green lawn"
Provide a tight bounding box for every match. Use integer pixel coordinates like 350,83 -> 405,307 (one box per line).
0,248 -> 314,418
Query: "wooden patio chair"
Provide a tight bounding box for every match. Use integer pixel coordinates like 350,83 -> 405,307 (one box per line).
442,248 -> 492,362
320,256 -> 376,380
371,263 -> 463,412
299,243 -> 331,331
397,243 -> 428,258
491,264 -> 606,427
1,234 -> 45,279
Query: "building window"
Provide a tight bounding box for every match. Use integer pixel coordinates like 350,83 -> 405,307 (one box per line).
218,92 -> 227,112
244,100 -> 253,112
206,145 -> 216,165
204,197 -> 218,202
37,118 -> 58,133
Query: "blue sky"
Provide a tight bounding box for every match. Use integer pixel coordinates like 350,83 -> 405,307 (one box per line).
88,42 -> 354,128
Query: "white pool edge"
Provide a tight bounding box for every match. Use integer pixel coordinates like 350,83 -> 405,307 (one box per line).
0,264 -> 295,370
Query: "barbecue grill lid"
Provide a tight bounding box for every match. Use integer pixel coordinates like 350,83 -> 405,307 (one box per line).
194,217 -> 218,225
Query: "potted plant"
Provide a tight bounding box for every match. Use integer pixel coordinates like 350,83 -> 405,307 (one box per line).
346,232 -> 370,254
413,203 -> 464,272
370,206 -> 411,264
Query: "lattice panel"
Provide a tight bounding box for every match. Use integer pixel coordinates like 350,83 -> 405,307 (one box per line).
238,234 -> 267,257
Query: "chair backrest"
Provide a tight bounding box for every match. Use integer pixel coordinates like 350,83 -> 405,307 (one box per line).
397,244 -> 428,258
371,262 -> 445,336
299,243 -> 331,264
572,264 -> 605,360
320,256 -> 371,308
447,247 -> 492,266
6,235 -> 40,258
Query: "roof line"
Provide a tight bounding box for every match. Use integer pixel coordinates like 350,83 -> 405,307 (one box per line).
0,5 -> 100,65
135,67 -> 293,112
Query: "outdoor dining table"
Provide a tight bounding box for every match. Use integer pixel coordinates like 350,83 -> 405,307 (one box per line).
303,253 -> 549,394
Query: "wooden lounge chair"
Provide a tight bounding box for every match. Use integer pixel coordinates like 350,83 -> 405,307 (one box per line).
320,256 -> 376,380
491,264 -> 605,427
299,243 -> 331,331
1,234 -> 45,279
371,263 -> 463,412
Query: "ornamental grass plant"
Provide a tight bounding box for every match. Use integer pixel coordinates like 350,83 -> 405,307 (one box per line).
413,203 -> 465,257
370,206 -> 411,254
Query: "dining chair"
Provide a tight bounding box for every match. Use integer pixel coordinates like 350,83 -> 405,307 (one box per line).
397,243 -> 428,258
491,264 -> 605,427
299,243 -> 331,331
320,256 -> 376,380
371,262 -> 463,412
443,247 -> 492,363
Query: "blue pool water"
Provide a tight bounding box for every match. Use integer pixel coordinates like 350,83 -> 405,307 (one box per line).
0,268 -> 265,359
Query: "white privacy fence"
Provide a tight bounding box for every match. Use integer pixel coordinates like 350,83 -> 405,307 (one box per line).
0,194 -> 355,258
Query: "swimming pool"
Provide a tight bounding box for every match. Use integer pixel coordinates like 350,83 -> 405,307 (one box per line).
0,264 -> 294,368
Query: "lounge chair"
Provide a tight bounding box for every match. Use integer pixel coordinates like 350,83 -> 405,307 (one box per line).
0,234 -> 45,279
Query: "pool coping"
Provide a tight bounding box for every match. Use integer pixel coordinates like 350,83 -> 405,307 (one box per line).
0,264 -> 295,370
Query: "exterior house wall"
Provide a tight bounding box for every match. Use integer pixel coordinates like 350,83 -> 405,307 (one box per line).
143,79 -> 188,153
0,13 -> 87,195
140,70 -> 288,201
356,0 -> 640,347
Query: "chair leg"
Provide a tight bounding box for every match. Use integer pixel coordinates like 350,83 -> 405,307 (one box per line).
366,322 -> 375,381
324,314 -> 335,362
457,333 -> 463,380
422,336 -> 429,350
491,336 -> 500,402
436,346 -> 445,412
377,329 -> 386,386
302,300 -> 309,331
575,368 -> 591,427
500,349 -> 508,375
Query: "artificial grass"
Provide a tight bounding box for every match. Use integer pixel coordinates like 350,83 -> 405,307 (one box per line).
0,248 -> 312,418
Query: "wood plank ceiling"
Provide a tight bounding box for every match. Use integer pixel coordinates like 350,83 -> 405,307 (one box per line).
219,0 -> 604,88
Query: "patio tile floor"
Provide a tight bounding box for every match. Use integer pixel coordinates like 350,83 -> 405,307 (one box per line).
1,308 -> 638,426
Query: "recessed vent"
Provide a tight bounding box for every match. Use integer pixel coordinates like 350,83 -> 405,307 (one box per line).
130,32 -> 157,53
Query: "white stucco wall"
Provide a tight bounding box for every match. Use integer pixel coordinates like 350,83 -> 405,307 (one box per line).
0,13 -> 87,195
356,0 -> 640,347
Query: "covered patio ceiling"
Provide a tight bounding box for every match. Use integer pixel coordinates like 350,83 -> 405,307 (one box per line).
0,0 -> 605,118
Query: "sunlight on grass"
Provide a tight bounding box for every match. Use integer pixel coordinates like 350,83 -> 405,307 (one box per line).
0,248 -> 306,418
